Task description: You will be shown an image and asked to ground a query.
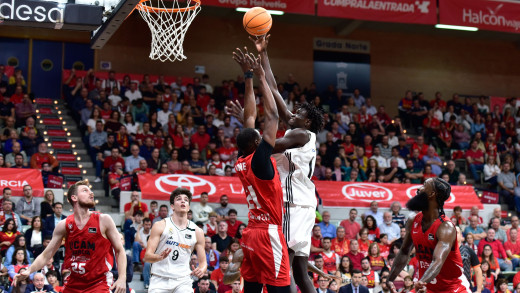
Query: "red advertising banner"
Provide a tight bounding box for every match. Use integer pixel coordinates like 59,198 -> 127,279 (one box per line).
317,0 -> 436,24
203,0 -> 315,15
47,175 -> 64,189
490,96 -> 507,113
138,174 -> 482,209
0,169 -> 44,197
439,0 -> 520,33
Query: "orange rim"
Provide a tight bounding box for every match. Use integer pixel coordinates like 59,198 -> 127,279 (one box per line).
136,0 -> 201,13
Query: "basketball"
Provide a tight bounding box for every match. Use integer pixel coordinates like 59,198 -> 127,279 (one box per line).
243,7 -> 272,36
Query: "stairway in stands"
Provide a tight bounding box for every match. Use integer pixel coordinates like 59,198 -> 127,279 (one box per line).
35,98 -> 146,292
34,98 -> 119,214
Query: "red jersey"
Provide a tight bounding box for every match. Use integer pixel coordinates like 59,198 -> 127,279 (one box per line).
63,212 -> 114,290
363,270 -> 377,288
234,153 -> 284,227
331,238 -> 350,256
412,212 -> 470,293
320,251 -> 339,272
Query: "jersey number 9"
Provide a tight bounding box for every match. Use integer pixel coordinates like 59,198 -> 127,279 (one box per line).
172,250 -> 179,261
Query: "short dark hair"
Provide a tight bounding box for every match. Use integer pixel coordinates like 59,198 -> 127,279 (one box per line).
52,202 -> 63,208
322,237 -> 332,242
352,269 -> 362,276
160,204 -> 168,210
219,255 -> 229,263
45,270 -> 58,279
236,128 -> 259,154
2,188 -> 10,194
314,255 -> 323,260
151,201 -> 158,205
170,188 -> 193,204
143,218 -> 151,224
135,210 -> 144,217
228,209 -> 237,216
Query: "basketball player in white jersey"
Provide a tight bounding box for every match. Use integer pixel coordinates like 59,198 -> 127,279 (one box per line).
237,35 -> 324,293
143,187 -> 207,293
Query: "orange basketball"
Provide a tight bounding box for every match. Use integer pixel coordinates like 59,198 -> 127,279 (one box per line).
243,7 -> 272,36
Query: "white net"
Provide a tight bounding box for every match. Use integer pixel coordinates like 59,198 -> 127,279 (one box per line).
137,0 -> 201,62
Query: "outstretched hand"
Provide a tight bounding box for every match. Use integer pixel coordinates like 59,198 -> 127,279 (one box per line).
191,264 -> 205,278
414,281 -> 427,293
232,47 -> 252,73
11,269 -> 31,287
386,280 -> 398,293
249,34 -> 270,53
225,100 -> 244,124
246,54 -> 265,77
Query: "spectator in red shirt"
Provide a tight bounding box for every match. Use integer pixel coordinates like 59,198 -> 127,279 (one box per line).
505,228 -> 520,269
191,125 -> 211,152
410,136 -> 428,160
225,209 -> 243,238
466,140 -> 485,181
124,191 -> 149,220
346,239 -> 364,271
217,137 -> 236,162
30,143 -> 58,170
340,208 -> 361,240
478,228 -> 512,271
210,255 -> 232,293
102,147 -> 125,172
108,162 -> 125,200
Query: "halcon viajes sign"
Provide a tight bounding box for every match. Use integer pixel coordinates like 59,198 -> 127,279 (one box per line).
440,0 -> 520,33
0,0 -> 63,23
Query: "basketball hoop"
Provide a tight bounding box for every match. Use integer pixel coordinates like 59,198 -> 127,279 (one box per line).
136,0 -> 201,62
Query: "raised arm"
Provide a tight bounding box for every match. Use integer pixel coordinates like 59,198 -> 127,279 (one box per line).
103,214 -> 127,293
415,221 -> 457,292
250,35 -> 292,123
388,215 -> 415,292
232,48 -> 255,129
249,54 -> 278,147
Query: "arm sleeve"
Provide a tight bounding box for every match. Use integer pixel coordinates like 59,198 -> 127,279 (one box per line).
251,140 -> 275,181
469,248 -> 480,267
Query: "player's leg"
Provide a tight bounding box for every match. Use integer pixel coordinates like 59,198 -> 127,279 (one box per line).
266,284 -> 292,293
148,275 -> 175,293
286,205 -> 316,293
243,280 -> 265,293
288,248 -> 298,293
172,276 -> 194,293
293,255 -> 315,293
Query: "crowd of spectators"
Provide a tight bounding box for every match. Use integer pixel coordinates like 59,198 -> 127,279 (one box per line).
3,64 -> 520,292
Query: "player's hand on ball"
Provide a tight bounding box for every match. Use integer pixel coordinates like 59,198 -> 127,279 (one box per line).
249,34 -> 270,53
110,278 -> 126,293
191,264 -> 204,278
159,248 -> 172,259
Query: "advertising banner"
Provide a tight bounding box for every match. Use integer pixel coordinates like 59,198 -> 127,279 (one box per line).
138,174 -> 482,209
317,0 -> 436,24
0,169 -> 44,196
203,0 -> 315,15
439,0 -> 520,34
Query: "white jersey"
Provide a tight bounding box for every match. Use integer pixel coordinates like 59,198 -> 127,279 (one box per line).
151,218 -> 197,279
274,129 -> 317,208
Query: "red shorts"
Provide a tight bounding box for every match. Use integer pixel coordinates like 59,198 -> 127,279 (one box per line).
64,281 -> 110,293
240,225 -> 290,286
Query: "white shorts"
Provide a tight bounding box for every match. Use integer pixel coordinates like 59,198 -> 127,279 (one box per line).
148,275 -> 193,293
282,204 -> 315,257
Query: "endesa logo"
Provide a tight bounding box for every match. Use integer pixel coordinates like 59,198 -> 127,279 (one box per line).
155,174 -> 216,199
342,183 -> 393,202
405,185 -> 455,203
0,0 -> 64,23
